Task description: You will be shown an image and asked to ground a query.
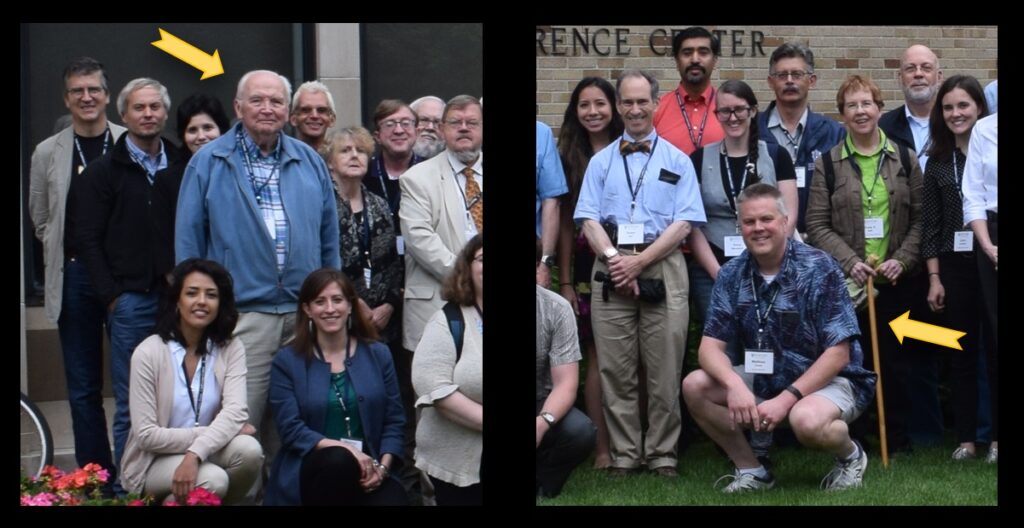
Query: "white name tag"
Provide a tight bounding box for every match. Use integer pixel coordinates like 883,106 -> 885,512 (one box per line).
723,235 -> 746,257
340,438 -> 364,452
618,223 -> 644,245
795,166 -> 807,188
864,217 -> 884,239
396,235 -> 405,255
744,349 -> 774,374
363,267 -> 373,289
953,230 -> 974,252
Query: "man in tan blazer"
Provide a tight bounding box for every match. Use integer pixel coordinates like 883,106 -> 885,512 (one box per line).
28,57 -> 126,488
399,94 -> 483,353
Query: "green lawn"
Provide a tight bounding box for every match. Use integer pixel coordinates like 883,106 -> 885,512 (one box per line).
538,438 -> 997,506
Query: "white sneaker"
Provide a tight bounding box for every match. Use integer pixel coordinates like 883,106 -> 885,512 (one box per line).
821,441 -> 868,491
714,470 -> 775,493
951,446 -> 976,461
985,447 -> 998,464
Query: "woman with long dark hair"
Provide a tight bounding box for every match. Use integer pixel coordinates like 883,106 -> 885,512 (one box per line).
921,75 -> 992,461
265,269 -> 406,505
555,77 -> 623,469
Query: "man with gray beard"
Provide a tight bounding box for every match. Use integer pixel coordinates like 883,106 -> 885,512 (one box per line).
879,44 -> 943,171
411,95 -> 446,159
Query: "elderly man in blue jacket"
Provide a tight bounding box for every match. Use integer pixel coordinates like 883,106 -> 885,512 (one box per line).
176,70 -> 340,482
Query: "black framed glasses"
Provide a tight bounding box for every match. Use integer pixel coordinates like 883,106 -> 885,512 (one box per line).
714,106 -> 753,120
381,119 -> 416,130
66,86 -> 104,98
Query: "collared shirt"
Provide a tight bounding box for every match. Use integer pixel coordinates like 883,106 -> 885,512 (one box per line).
536,121 -> 569,239
574,130 -> 706,242
124,135 -> 168,179
447,150 -> 484,237
241,129 -> 289,272
704,240 -> 876,411
536,285 -> 581,401
905,106 -> 931,172
168,340 -> 221,429
841,129 -> 896,276
653,83 -> 724,155
962,113 -> 998,224
767,106 -> 809,163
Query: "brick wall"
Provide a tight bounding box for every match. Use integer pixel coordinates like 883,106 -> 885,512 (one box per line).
536,25 -> 997,137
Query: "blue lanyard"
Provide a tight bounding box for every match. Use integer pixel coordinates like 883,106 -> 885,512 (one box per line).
237,128 -> 281,205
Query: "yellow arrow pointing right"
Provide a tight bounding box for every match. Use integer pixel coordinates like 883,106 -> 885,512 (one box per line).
151,28 -> 224,80
888,311 -> 966,351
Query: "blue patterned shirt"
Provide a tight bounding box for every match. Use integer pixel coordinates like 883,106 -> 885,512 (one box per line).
239,129 -> 288,272
704,240 -> 876,412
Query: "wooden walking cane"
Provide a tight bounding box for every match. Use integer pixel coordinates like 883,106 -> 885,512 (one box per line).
865,256 -> 888,468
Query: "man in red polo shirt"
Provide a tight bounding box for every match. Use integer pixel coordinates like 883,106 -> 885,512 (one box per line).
654,27 -> 724,155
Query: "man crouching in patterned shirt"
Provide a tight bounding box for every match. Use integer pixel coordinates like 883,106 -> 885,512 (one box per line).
682,183 -> 876,493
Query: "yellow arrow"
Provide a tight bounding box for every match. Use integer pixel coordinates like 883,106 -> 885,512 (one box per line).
889,311 -> 966,350
151,28 -> 224,80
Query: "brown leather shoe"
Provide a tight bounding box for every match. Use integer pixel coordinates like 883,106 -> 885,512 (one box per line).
652,466 -> 679,478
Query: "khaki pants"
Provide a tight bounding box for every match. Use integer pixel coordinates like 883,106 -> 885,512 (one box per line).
591,250 -> 688,470
143,435 -> 264,505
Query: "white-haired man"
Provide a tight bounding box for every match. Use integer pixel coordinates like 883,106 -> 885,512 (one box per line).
290,80 -> 336,152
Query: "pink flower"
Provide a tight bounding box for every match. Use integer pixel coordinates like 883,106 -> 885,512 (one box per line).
186,487 -> 222,506
22,492 -> 58,506
127,499 -> 147,507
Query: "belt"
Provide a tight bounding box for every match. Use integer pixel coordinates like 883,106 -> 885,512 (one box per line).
617,243 -> 651,252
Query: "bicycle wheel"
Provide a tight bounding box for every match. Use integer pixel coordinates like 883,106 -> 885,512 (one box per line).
20,392 -> 54,479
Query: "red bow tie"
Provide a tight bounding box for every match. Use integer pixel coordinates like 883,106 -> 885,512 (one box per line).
619,139 -> 651,155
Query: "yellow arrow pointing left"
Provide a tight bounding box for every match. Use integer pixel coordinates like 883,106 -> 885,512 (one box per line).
889,311 -> 966,350
151,28 -> 224,80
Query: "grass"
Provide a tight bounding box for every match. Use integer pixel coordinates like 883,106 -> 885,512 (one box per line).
537,437 -> 997,506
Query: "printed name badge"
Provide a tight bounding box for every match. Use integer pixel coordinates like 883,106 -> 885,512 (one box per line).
396,235 -> 405,255
339,438 -> 364,452
795,166 -> 807,188
723,235 -> 746,257
618,223 -> 644,245
744,349 -> 774,374
864,217 -> 884,239
954,230 -> 974,252
363,268 -> 373,289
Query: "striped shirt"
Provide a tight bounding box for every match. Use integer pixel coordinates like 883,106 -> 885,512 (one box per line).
238,128 -> 288,272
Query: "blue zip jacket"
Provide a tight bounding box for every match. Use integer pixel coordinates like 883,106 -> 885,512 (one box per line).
175,123 -> 340,313
758,101 -> 845,233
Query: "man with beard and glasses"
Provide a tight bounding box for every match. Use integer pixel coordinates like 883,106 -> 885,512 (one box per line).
879,45 -> 943,171
30,57 -> 126,496
575,70 -> 705,478
289,81 -> 337,152
71,78 -> 183,490
411,95 -> 447,159
654,26 -> 724,155
877,44 -> 946,449
758,42 -> 845,237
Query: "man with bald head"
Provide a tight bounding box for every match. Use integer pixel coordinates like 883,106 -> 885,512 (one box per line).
879,44 -> 943,171
877,45 -> 945,450
176,70 -> 340,444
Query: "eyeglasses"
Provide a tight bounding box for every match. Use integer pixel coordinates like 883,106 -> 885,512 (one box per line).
901,63 -> 936,75
444,119 -> 482,129
296,106 -> 333,117
381,119 -> 416,130
714,106 -> 753,120
844,100 -> 878,112
417,117 -> 443,129
247,96 -> 286,110
768,70 -> 810,81
66,86 -> 104,98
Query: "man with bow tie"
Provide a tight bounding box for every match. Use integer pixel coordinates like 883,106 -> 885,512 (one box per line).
573,69 -> 705,478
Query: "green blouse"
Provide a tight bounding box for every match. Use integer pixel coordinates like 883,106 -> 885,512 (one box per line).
325,370 -> 365,443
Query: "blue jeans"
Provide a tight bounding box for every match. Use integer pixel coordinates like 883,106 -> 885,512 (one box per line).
107,290 -> 159,474
57,259 -> 114,476
688,263 -> 715,330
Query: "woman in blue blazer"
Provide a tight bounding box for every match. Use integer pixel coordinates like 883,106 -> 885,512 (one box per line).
265,268 -> 406,505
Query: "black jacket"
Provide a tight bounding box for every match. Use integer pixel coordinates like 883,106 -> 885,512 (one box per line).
878,104 -> 916,152
71,133 -> 182,306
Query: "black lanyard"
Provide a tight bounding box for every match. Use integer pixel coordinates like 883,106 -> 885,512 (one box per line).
357,209 -> 372,267
845,140 -> 888,215
781,124 -> 802,155
721,145 -> 751,215
620,136 -> 659,219
317,336 -> 357,439
73,128 -> 111,174
182,352 -> 208,427
952,150 -> 964,202
675,87 -> 716,150
237,128 -> 281,205
750,269 -> 781,349
375,154 -> 419,211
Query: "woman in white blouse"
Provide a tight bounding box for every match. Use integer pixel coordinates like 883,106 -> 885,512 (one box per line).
120,258 -> 263,504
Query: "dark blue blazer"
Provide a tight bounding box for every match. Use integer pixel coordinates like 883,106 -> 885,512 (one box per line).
878,104 -> 916,151
264,340 -> 405,505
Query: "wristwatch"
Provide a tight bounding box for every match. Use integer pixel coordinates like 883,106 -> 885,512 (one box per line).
539,411 -> 556,427
540,254 -> 556,268
599,246 -> 619,263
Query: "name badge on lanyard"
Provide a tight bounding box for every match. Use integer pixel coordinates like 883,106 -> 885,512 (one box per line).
795,166 -> 807,188
954,230 -> 974,252
363,267 -> 373,289
723,235 -> 745,257
744,349 -> 774,374
618,223 -> 644,245
864,217 -> 884,239
340,438 -> 364,452
396,235 -> 405,255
